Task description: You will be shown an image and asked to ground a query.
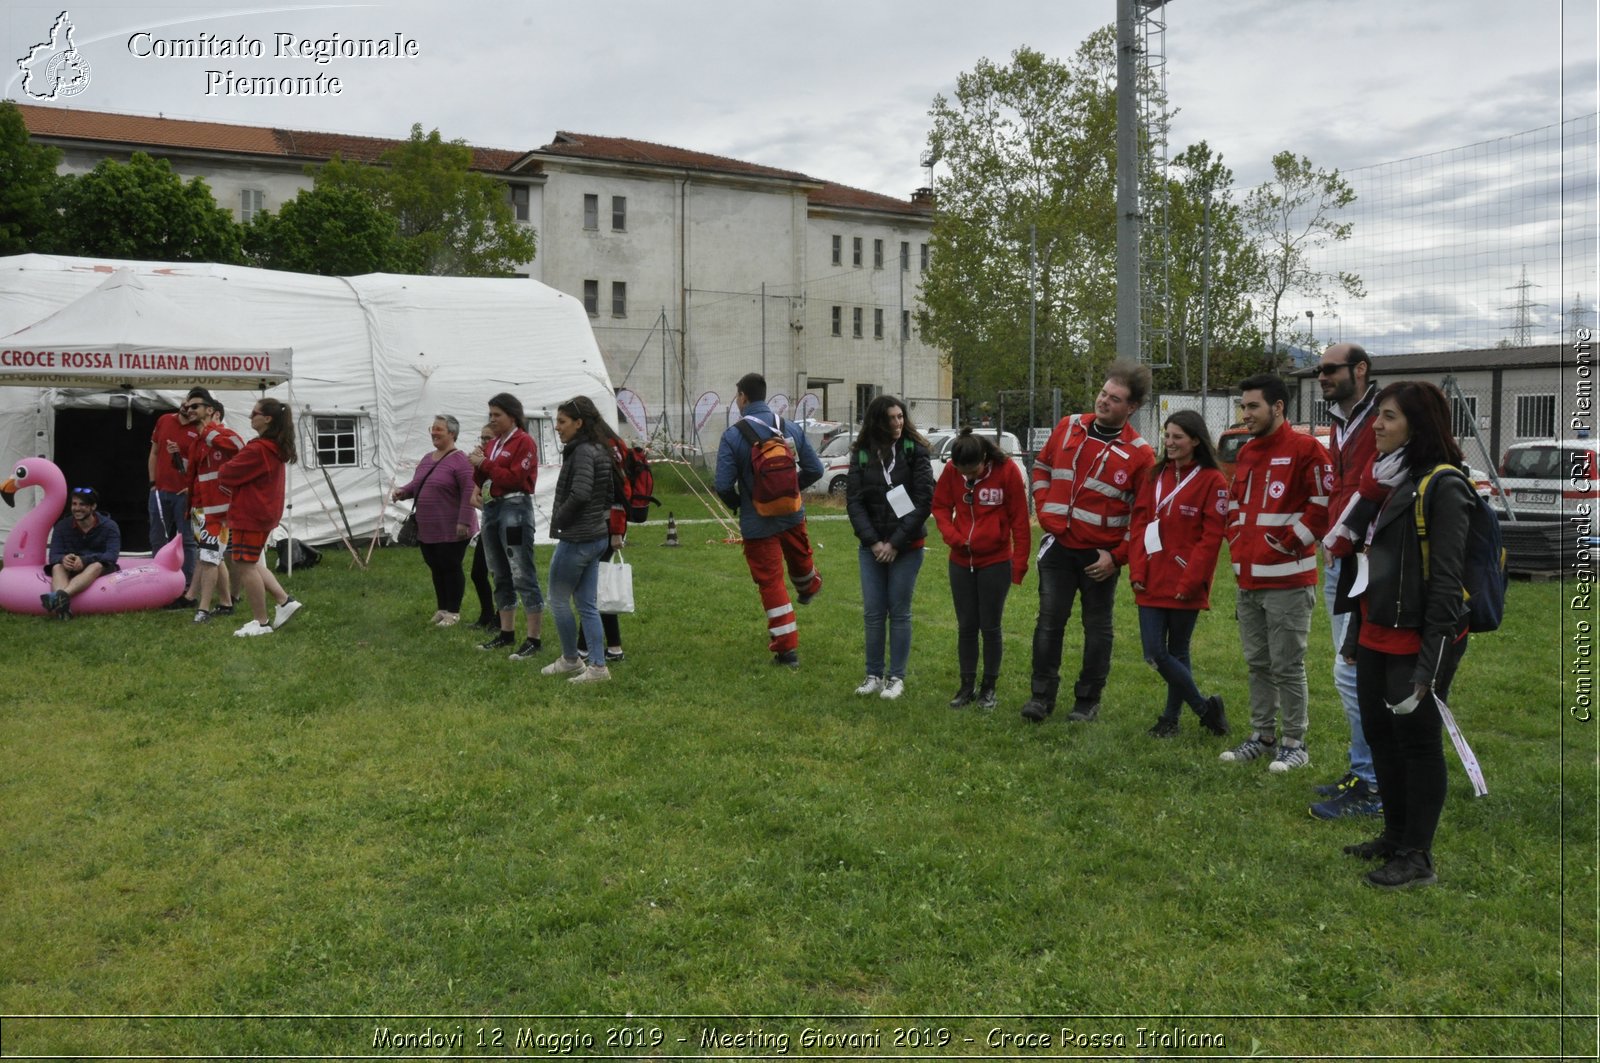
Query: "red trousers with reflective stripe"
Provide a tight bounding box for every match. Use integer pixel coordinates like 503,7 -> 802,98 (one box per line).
741,524 -> 821,654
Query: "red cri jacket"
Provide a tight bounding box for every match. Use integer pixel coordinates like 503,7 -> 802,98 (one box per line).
932,457 -> 1031,584
1030,413 -> 1154,564
217,437 -> 287,533
474,427 -> 538,498
1127,461 -> 1230,610
189,421 -> 246,532
1227,419 -> 1333,590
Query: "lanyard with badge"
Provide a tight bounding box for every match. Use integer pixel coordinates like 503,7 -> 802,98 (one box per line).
881,446 -> 916,518
1143,464 -> 1200,555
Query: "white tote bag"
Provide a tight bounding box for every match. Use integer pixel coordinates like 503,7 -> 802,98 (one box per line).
595,551 -> 635,614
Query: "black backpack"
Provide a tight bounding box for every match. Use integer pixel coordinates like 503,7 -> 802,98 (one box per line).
1415,464 -> 1507,633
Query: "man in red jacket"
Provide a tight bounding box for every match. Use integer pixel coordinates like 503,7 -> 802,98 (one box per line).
1222,373 -> 1333,772
186,397 -> 244,623
1022,360 -> 1155,723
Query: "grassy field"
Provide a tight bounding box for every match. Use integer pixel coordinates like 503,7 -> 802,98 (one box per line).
0,461 -> 1594,1060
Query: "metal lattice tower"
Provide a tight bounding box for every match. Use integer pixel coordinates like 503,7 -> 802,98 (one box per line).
1136,0 -> 1173,368
1498,264 -> 1547,346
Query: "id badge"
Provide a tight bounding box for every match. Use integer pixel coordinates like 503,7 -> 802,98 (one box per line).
1143,519 -> 1163,554
886,483 -> 914,518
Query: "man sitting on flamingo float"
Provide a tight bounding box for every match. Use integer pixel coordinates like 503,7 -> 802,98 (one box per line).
44,486 -> 121,619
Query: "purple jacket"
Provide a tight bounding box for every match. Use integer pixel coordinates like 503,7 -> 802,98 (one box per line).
396,449 -> 477,543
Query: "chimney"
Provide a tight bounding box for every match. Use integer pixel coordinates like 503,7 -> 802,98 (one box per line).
911,186 -> 935,208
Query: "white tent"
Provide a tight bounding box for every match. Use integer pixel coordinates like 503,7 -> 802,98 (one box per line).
0,254 -> 614,548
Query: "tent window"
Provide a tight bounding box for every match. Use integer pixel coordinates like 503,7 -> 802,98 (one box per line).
311,414 -> 362,468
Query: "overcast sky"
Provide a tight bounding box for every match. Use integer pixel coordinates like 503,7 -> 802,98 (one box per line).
4,0 -> 1596,351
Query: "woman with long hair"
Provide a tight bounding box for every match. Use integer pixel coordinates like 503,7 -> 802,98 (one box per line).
845,394 -> 935,700
391,414 -> 477,626
217,396 -> 302,637
1338,380 -> 1474,889
1127,410 -> 1231,738
469,392 -> 544,660
539,395 -> 625,684
930,429 -> 1030,709
466,424 -> 498,630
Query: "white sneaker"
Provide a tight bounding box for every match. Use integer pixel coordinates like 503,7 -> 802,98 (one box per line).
436,612 -> 459,627
233,620 -> 273,638
855,676 -> 884,696
273,597 -> 302,629
569,664 -> 612,684
430,609 -> 447,624
880,677 -> 905,700
541,655 -> 584,676
1268,743 -> 1311,773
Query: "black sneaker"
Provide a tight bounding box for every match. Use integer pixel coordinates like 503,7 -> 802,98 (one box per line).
1365,848 -> 1436,890
1020,699 -> 1052,723
948,687 -> 976,709
604,648 -> 625,664
796,578 -> 822,606
472,615 -> 498,631
478,631 -> 515,651
1066,701 -> 1100,723
1198,694 -> 1231,736
1310,779 -> 1383,820
164,594 -> 197,612
213,603 -> 236,616
509,637 -> 542,661
976,687 -> 998,711
773,649 -> 800,669
1343,834 -> 1400,861
1147,717 -> 1180,738
1315,770 -> 1361,798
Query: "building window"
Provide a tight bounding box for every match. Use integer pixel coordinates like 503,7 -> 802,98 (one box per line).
1450,395 -> 1479,441
874,308 -> 884,339
239,188 -> 265,223
507,185 -> 529,222
920,243 -> 929,271
583,194 -> 599,230
901,310 -> 911,341
583,279 -> 599,316
900,241 -> 910,270
855,383 -> 880,417
311,415 -> 361,468
612,281 -> 627,318
852,237 -> 863,268
852,307 -> 863,339
831,235 -> 842,266
873,239 -> 883,269
831,306 -> 842,337
612,196 -> 627,231
1516,393 -> 1556,438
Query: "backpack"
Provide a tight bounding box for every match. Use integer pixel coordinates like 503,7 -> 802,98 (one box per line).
1414,463 -> 1507,633
734,415 -> 803,517
615,443 -> 660,524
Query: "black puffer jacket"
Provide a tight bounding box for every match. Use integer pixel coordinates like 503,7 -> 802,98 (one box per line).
550,439 -> 615,542
846,438 -> 935,550
1342,463 -> 1474,687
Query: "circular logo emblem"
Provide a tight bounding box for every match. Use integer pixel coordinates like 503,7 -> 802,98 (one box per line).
1323,471 -> 1335,492
1268,481 -> 1286,499
46,51 -> 91,98
1114,470 -> 1128,486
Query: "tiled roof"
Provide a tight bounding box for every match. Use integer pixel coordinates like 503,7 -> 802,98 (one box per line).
811,180 -> 932,217
15,103 -> 525,172
538,131 -> 815,183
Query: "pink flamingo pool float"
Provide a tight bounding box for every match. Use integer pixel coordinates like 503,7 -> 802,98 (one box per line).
1,457 -> 185,615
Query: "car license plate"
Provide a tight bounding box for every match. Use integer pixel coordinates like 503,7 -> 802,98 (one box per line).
1520,491 -> 1556,504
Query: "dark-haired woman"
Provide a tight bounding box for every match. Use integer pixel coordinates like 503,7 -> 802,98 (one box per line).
1339,380 -> 1473,890
218,397 -> 302,638
931,429 -> 1030,709
539,396 -> 624,684
1127,410 -> 1230,738
470,392 -> 544,660
846,395 -> 935,700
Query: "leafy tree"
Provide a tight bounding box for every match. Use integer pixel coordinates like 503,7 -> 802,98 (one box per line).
316,126 -> 535,276
0,101 -> 63,254
1241,150 -> 1364,368
243,182 -> 406,275
49,152 -> 243,263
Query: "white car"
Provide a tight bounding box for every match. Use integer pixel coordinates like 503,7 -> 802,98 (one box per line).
1489,438 -> 1600,521
928,430 -> 1030,491
804,428 -> 964,498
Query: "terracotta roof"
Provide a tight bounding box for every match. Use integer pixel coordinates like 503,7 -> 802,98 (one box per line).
810,180 -> 932,217
537,131 -> 815,183
15,102 -> 525,172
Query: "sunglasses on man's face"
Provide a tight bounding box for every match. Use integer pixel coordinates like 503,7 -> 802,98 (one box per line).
182,403 -> 206,412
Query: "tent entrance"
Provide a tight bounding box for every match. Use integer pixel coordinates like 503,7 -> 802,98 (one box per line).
53,406 -> 163,552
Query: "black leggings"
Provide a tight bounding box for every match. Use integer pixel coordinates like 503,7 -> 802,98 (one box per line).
1357,635 -> 1467,853
949,559 -> 1012,687
419,539 -> 469,612
469,539 -> 494,620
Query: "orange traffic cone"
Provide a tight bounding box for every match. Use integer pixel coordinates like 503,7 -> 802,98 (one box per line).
663,512 -> 680,547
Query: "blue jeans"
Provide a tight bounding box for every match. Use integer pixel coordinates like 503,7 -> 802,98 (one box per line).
1325,557 -> 1374,785
481,494 -> 543,615
549,536 -> 607,666
1138,605 -> 1205,721
148,488 -> 196,584
859,545 -> 924,680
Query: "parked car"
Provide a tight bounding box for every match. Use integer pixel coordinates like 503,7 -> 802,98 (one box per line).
1216,422 -> 1330,482
805,433 -> 858,497
1489,437 -> 1600,521
928,430 -> 1029,493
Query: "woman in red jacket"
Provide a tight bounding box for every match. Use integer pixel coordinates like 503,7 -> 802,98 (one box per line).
931,429 -> 1031,709
1127,410 -> 1230,738
219,397 -> 302,638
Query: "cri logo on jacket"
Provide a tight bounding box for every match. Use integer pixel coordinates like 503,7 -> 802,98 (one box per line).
1268,481 -> 1286,499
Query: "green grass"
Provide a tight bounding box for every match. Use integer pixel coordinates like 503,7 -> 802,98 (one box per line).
0,461 -> 1593,1059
